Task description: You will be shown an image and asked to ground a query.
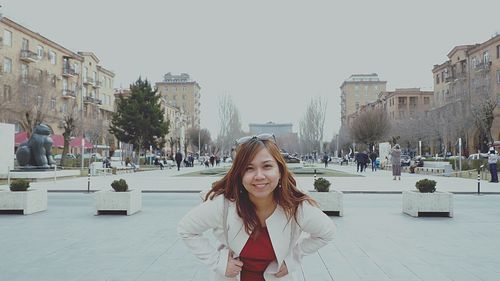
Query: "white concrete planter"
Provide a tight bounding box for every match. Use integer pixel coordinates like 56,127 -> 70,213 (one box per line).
402,190 -> 453,217
95,189 -> 142,215
308,190 -> 343,216
0,188 -> 47,215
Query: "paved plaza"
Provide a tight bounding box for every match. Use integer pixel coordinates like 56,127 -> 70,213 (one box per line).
1,164 -> 499,281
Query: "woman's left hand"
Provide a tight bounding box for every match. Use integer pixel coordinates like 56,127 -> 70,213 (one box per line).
275,261 -> 288,277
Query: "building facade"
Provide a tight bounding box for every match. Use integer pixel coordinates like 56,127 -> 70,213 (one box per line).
248,121 -> 293,136
383,88 -> 433,121
340,73 -> 387,126
156,73 -> 201,130
0,16 -> 115,148
431,34 -> 500,153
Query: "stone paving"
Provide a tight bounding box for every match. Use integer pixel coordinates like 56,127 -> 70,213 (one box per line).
0,163 -> 499,280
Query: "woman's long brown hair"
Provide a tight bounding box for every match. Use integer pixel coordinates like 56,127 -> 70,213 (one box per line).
205,138 -> 315,235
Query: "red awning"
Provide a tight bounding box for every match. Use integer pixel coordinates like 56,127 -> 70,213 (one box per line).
15,131 -> 28,146
70,137 -> 93,149
51,135 -> 64,148
14,132 -> 92,148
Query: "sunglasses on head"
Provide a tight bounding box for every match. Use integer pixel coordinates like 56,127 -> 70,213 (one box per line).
236,133 -> 276,145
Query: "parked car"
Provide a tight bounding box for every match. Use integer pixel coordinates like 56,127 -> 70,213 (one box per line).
53,153 -> 77,160
400,155 -> 411,166
82,153 -> 103,161
281,153 -> 301,164
467,153 -> 488,160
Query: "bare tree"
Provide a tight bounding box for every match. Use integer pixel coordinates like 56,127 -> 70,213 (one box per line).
13,73 -> 57,136
217,94 -> 243,154
187,127 -> 212,154
299,97 -> 327,154
60,100 -> 80,167
349,109 -> 391,151
470,73 -> 496,151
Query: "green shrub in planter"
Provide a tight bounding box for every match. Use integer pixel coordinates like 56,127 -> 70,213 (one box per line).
10,179 -> 30,192
314,177 -> 331,192
415,179 -> 436,193
111,179 -> 128,192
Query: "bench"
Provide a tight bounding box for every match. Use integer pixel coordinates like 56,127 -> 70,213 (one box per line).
414,162 -> 452,176
110,166 -> 136,174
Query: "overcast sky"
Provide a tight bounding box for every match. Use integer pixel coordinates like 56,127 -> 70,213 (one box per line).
3,0 -> 500,140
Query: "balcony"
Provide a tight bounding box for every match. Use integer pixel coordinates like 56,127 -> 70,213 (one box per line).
62,89 -> 76,99
94,81 -> 102,88
20,50 -> 38,63
83,96 -> 94,104
83,77 -> 95,86
94,98 -> 102,105
475,61 -> 491,72
62,66 -> 77,77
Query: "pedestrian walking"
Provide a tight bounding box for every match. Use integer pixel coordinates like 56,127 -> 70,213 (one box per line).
323,153 -> 329,168
178,134 -> 335,281
370,150 -> 378,171
391,144 -> 401,180
488,147 -> 498,183
175,150 -> 183,171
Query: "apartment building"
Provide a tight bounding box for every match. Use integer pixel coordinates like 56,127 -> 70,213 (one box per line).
431,34 -> 500,153
156,73 -> 201,129
383,88 -> 433,121
0,16 -> 114,146
340,73 -> 387,126
160,97 -> 185,156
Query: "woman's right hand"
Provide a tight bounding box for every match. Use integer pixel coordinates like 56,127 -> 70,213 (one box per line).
225,253 -> 243,278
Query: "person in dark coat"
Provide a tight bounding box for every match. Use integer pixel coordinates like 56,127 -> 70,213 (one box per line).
323,153 -> 329,168
369,151 -> 378,171
175,151 -> 183,171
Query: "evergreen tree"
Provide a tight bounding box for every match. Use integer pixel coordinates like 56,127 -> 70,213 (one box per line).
109,78 -> 169,155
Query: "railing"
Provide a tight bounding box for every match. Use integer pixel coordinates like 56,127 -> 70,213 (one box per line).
94,99 -> 102,105
62,89 -> 76,98
475,61 -> 491,72
20,49 -> 38,62
83,96 -> 94,103
94,81 -> 102,88
62,66 -> 77,77
84,77 -> 95,85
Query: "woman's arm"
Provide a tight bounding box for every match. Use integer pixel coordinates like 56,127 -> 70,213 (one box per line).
177,195 -> 230,276
294,201 -> 336,257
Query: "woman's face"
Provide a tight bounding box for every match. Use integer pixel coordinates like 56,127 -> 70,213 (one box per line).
242,147 -> 281,202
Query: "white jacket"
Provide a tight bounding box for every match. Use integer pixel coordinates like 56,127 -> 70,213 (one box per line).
177,195 -> 336,281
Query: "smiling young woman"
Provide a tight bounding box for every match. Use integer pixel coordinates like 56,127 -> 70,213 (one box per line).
178,135 -> 336,281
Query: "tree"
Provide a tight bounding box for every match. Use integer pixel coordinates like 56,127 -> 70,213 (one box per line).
349,109 -> 391,151
109,78 -> 169,157
299,97 -> 327,154
60,101 -> 79,167
14,72 -> 57,136
217,95 -> 243,154
186,127 -> 212,155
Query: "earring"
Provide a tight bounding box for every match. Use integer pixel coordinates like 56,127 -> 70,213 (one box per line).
278,181 -> 282,188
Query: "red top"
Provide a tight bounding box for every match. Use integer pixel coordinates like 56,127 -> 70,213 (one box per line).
239,227 -> 276,281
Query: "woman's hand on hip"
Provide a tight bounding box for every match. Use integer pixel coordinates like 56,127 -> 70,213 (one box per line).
275,261 -> 288,278
225,253 -> 243,278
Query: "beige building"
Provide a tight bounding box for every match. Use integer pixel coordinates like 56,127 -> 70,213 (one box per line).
156,73 -> 201,129
432,34 -> 500,153
340,73 -> 387,126
0,16 -> 115,147
383,88 -> 433,121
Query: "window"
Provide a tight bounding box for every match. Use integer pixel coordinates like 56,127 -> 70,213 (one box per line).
497,45 -> 500,59
48,51 -> 56,64
497,70 -> 500,84
484,51 -> 490,63
36,96 -> 42,107
3,57 -> 12,73
3,30 -> 12,47
424,97 -> 430,105
37,46 -> 44,59
50,98 -> 56,110
21,38 -> 29,50
21,64 -> 28,80
3,85 -> 12,101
